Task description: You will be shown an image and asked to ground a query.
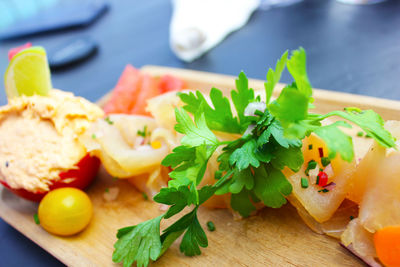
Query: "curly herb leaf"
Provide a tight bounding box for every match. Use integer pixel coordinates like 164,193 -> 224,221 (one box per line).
313,121 -> 354,162
253,165 -> 292,208
112,215 -> 163,267
265,50 -> 288,104
286,47 -> 312,100
229,139 -> 260,170
269,84 -> 309,122
230,188 -> 257,217
319,108 -> 395,148
174,107 -> 218,147
179,89 -> 241,133
231,71 -> 254,128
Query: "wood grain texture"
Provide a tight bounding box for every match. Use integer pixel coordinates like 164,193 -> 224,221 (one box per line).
1,66 -> 392,266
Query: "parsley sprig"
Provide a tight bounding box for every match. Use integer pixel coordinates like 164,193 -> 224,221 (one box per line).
112,48 -> 395,267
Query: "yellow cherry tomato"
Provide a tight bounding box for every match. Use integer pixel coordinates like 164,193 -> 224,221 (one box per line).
38,187 -> 93,236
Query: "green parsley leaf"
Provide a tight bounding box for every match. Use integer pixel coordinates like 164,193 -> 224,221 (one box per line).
313,121 -> 354,162
198,185 -> 218,205
265,50 -> 288,104
161,146 -> 196,168
168,145 -> 216,188
161,207 -> 208,257
255,109 -> 274,129
322,108 -> 395,148
269,84 -> 309,122
230,188 -> 256,217
112,215 -> 163,267
286,47 -> 312,100
218,138 -> 248,171
268,120 -> 302,148
253,165 -> 292,208
174,107 -> 218,147
154,186 -> 192,219
228,168 -> 254,194
279,119 -> 320,141
116,225 -> 136,238
257,125 -> 272,146
158,230 -> 183,258
231,71 -> 254,126
179,89 -> 241,133
229,139 -> 260,170
254,143 -> 274,163
270,145 -> 304,172
180,213 -> 208,256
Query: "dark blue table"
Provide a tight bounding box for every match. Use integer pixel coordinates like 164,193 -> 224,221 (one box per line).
1,0 -> 400,265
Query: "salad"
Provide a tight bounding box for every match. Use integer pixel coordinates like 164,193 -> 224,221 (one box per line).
94,48 -> 398,267
1,45 -> 399,267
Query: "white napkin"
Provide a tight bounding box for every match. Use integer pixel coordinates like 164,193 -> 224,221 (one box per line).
169,0 -> 260,62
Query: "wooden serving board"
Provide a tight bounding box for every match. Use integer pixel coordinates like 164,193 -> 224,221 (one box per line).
1,66 -> 400,267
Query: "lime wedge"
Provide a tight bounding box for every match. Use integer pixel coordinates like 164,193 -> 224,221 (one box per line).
4,46 -> 52,99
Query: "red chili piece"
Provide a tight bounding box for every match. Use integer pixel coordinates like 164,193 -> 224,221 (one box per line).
317,171 -> 328,187
318,147 -> 324,158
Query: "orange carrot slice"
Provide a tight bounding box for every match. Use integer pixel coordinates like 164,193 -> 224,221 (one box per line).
374,226 -> 400,267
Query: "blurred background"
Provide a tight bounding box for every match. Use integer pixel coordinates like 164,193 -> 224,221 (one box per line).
0,0 -> 400,106
0,0 -> 400,265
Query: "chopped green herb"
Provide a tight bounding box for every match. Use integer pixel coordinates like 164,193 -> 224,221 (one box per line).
308,144 -> 313,150
137,125 -> 148,137
318,188 -> 329,193
305,160 -> 317,176
301,178 -> 309,188
33,213 -> 40,225
319,168 -> 323,172
206,221 -> 215,232
350,215 -> 355,220
316,175 -> 320,185
112,48 -> 396,267
105,188 -> 109,193
321,157 -> 331,167
142,192 -> 149,200
105,117 -> 114,125
365,133 -> 372,138
91,133 -> 96,139
357,131 -> 364,137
